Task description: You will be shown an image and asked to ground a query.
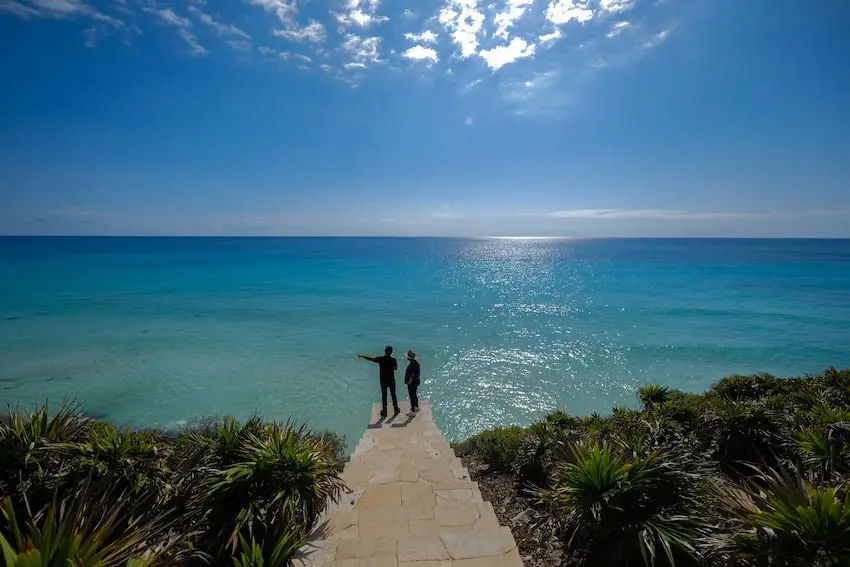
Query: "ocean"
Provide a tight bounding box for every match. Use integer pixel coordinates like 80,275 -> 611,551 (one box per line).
1,237 -> 849,444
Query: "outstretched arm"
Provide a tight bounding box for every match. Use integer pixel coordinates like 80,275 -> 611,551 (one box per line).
358,354 -> 377,362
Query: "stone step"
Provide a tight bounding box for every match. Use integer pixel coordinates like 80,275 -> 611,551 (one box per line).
293,527 -> 522,566
341,466 -> 472,488
346,453 -> 466,474
351,443 -> 457,461
295,399 -> 523,566
311,501 -> 501,541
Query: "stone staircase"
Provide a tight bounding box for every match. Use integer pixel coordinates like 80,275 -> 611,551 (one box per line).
293,400 -> 523,566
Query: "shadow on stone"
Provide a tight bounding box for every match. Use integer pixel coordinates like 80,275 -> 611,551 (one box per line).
391,414 -> 416,428
367,415 -> 387,429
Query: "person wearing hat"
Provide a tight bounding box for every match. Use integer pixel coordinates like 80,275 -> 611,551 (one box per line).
404,350 -> 421,415
358,346 -> 400,417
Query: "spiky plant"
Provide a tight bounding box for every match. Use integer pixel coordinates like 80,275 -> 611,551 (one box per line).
0,473 -> 190,567
54,424 -> 170,495
181,416 -> 266,468
0,402 -> 90,482
639,385 -> 672,412
230,531 -> 302,567
705,400 -> 783,475
709,467 -> 850,566
203,421 -> 345,561
797,428 -> 848,481
536,442 -> 705,566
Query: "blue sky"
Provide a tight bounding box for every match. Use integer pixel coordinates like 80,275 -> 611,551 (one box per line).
1,0 -> 849,237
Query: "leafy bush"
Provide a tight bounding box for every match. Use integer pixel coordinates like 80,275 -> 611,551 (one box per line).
710,373 -> 789,402
458,367 -> 850,567
710,467 -> 850,565
0,404 -> 346,567
639,384 -> 672,411
454,426 -> 527,472
536,442 -> 706,566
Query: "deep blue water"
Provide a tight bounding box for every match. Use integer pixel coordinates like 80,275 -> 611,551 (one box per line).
1,237 -> 849,443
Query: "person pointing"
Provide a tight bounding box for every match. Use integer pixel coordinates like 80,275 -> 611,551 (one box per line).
358,346 -> 400,417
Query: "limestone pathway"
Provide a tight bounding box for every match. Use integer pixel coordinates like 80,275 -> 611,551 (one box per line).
293,400 -> 524,567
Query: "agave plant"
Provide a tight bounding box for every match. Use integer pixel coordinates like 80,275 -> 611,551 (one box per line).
181,416 -> 267,469
53,424 -> 170,495
705,400 -> 784,475
0,472 -> 190,567
512,420 -> 578,486
230,531 -> 302,567
709,467 -> 850,566
639,385 -> 672,412
199,420 -> 345,562
796,428 -> 848,481
536,442 -> 705,566
0,402 -> 91,482
710,374 -> 787,402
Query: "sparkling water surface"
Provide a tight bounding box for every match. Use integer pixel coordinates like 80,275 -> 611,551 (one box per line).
1,237 -> 849,445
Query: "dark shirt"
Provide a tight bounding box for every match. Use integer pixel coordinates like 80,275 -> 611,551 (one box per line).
375,355 -> 397,383
405,360 -> 421,385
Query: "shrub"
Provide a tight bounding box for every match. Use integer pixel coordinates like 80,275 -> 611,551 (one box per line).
0,405 -> 346,567
454,426 -> 527,472
710,467 -> 850,566
710,373 -> 788,402
704,400 -> 784,476
0,472 -> 192,567
639,385 -> 672,411
536,442 -> 706,566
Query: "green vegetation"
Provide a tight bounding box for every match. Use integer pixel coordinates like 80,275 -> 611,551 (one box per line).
455,367 -> 850,566
0,405 -> 346,566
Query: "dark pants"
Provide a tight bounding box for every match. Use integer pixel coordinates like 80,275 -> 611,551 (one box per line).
381,380 -> 399,413
407,382 -> 419,410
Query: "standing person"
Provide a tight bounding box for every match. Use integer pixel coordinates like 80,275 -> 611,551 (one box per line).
404,350 -> 421,416
358,346 -> 400,417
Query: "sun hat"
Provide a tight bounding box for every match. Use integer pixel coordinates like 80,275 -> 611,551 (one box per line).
407,350 -> 416,359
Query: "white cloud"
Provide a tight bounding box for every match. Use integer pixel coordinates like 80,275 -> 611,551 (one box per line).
493,0 -> 533,41
0,1 -> 41,19
177,28 -> 206,55
149,7 -> 191,27
342,34 -> 382,66
642,29 -> 671,49
403,45 -> 438,63
248,0 -> 297,24
227,39 -> 252,52
404,30 -> 438,44
600,0 -> 634,14
545,0 -> 593,25
459,78 -> 481,93
439,0 -> 485,58
606,20 -> 630,38
538,29 -> 562,43
83,26 -> 97,47
334,0 -> 388,28
402,8 -> 416,18
189,7 -> 251,39
2,0 -> 124,26
538,209 -> 779,220
478,37 -> 535,70
464,116 -> 473,126
274,20 -> 326,42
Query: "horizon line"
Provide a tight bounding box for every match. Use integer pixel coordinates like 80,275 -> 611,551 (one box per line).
1,235 -> 849,240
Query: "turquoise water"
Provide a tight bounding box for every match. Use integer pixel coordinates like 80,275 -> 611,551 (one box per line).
1,237 -> 849,444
